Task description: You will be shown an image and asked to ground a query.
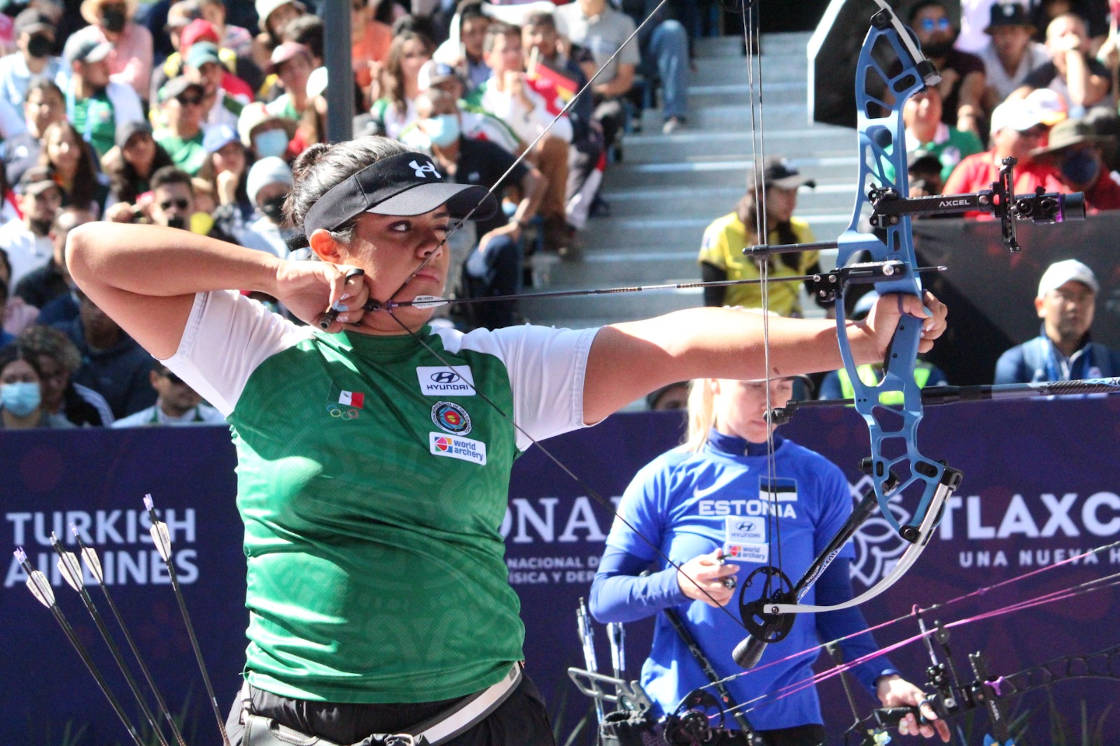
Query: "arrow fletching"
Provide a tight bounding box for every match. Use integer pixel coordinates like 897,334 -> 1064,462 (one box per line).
80,546 -> 104,583
57,551 -> 84,592
26,569 -> 56,608
149,520 -> 172,562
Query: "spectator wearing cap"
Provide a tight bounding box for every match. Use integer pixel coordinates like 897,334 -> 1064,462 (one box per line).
698,157 -> 831,317
238,100 -> 296,160
101,120 -> 174,207
0,166 -> 60,287
155,19 -> 256,107
3,78 -> 66,187
942,96 -> 1065,214
818,291 -> 949,400
883,85 -> 983,191
977,2 -> 1050,107
265,41 -> 314,123
1014,13 -> 1111,115
1031,116 -> 1120,209
351,0 -> 393,97
15,206 -> 96,323
223,155 -> 296,258
252,0 -> 306,72
994,259 -> 1119,383
183,41 -> 244,129
65,0 -> 153,100
154,76 -> 208,175
402,59 -> 521,154
908,0 -> 986,138
198,123 -> 253,221
111,361 -> 225,427
61,33 -> 144,157
0,8 -> 67,113
411,87 -> 545,328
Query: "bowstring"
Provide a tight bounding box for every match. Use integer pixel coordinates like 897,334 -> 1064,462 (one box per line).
701,539 -> 1120,718
740,0 -> 784,605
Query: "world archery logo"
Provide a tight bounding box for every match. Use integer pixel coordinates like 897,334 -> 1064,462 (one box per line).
431,401 -> 472,435
849,474 -> 912,589
433,435 -> 453,451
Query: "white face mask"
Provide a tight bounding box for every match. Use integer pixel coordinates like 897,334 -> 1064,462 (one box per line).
425,114 -> 460,148
1,381 -> 41,417
253,129 -> 289,158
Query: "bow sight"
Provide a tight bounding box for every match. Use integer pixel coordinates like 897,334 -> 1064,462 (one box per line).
868,157 -> 1085,252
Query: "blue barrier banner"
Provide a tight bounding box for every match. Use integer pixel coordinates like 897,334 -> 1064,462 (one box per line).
2,398 -> 1118,744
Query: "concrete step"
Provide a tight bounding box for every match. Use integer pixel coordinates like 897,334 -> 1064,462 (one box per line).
599,181 -> 860,217
576,214 -> 849,254
617,126 -> 853,164
602,154 -> 858,189
519,284 -> 701,321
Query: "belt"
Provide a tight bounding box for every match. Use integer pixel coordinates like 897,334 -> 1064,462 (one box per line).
242,663 -> 523,746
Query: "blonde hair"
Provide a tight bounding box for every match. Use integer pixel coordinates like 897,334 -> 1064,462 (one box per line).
684,378 -> 717,452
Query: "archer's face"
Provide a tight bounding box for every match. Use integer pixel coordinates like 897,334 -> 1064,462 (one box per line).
712,378 -> 794,444
337,208 -> 452,333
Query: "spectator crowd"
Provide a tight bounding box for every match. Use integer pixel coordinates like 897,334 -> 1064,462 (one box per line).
0,0 -> 701,430
1,0 -> 1116,432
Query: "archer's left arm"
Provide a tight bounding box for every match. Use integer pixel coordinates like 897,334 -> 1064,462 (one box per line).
582,293 -> 947,424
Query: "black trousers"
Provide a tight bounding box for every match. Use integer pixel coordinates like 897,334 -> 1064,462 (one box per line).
225,673 -> 555,746
755,723 -> 827,746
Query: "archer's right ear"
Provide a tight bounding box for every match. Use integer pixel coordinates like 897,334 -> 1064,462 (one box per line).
308,228 -> 342,263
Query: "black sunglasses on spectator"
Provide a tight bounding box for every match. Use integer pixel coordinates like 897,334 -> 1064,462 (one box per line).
160,199 -> 190,210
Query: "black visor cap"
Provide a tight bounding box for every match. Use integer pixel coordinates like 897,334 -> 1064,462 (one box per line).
303,151 -> 498,235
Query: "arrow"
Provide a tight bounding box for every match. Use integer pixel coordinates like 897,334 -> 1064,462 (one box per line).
72,526 -> 189,746
49,532 -> 171,746
14,547 -> 145,746
143,494 -> 232,746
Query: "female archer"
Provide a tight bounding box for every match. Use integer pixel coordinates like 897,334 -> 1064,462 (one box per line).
65,136 -> 947,745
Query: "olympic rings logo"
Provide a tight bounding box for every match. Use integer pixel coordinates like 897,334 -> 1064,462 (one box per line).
326,404 -> 360,420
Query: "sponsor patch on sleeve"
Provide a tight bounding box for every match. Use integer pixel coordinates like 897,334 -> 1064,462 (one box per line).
417,366 -> 476,396
429,433 -> 487,465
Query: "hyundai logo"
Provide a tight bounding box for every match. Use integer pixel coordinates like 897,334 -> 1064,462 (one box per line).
431,371 -> 461,384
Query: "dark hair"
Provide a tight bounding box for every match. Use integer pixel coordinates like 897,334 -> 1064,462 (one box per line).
24,77 -> 64,105
39,121 -> 99,210
458,1 -> 485,21
381,31 -> 434,114
525,12 -> 556,31
197,141 -> 251,205
151,165 -> 195,195
281,14 -> 323,61
18,324 -> 82,374
103,139 -> 175,205
284,137 -> 406,242
0,246 -> 11,284
483,22 -> 520,54
0,343 -> 43,381
908,0 -> 950,23
735,187 -> 800,271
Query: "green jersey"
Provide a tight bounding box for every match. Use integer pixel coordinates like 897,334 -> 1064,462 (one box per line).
167,290 -> 595,703
70,90 -> 117,157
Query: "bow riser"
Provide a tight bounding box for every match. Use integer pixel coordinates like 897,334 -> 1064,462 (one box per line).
834,14 -> 953,541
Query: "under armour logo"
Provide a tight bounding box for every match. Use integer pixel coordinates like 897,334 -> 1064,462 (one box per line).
410,159 -> 441,179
